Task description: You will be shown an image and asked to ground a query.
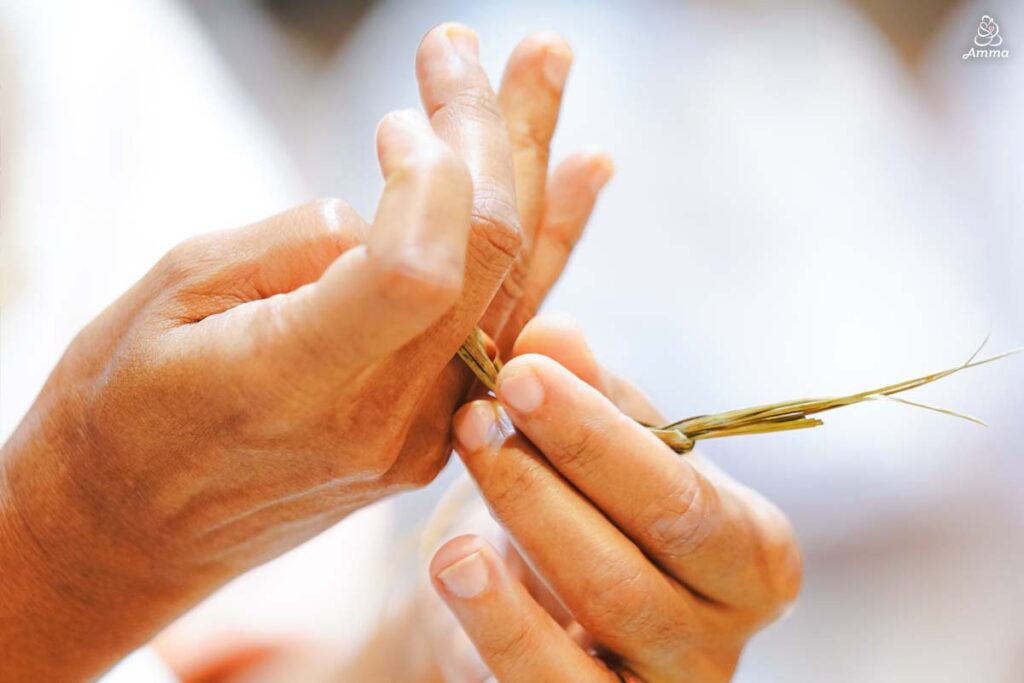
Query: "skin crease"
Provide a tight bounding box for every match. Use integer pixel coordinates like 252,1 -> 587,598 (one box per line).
156,4 -> 968,680
202,316 -> 802,683
0,25 -> 613,682
426,315 -> 801,683
154,27 -> 800,683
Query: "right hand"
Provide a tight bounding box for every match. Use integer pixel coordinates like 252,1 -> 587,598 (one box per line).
410,316 -> 801,682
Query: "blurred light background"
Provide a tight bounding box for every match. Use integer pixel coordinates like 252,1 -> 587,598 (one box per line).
1,0 -> 1022,680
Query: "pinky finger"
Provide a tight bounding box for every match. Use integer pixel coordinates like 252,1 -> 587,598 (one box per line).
499,150 -> 614,349
430,535 -> 616,683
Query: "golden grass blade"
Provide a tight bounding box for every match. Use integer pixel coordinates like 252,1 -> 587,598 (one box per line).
457,327 -> 501,392
868,394 -> 987,427
457,328 -> 1020,454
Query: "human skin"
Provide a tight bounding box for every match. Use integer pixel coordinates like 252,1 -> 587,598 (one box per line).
0,25 -> 611,682
318,316 -> 801,683
420,315 -> 803,682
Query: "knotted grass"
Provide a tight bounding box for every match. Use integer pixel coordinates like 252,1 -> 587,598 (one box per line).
458,328 -> 1019,454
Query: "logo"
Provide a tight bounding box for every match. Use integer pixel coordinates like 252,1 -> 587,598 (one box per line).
963,15 -> 1009,59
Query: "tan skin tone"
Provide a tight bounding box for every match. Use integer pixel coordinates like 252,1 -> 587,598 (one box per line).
163,5 -> 974,679
1,20 -> 800,681
425,315 -> 802,682
173,32 -> 802,682
195,317 -> 802,683
0,24 -> 613,682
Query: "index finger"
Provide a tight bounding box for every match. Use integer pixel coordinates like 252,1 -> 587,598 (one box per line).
416,23 -> 523,336
498,32 -> 573,248
493,354 -> 803,611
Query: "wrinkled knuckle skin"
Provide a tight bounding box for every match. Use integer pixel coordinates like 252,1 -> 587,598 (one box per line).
154,235 -> 261,320
554,419 -> 608,478
489,620 -> 535,671
470,189 -> 522,264
483,454 -> 548,519
643,474 -> 717,561
437,85 -> 505,125
157,236 -> 214,285
583,566 -> 659,639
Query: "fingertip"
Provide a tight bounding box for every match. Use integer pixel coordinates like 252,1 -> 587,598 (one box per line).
417,22 -> 480,83
495,355 -> 551,415
554,149 -> 615,194
453,400 -> 509,455
513,312 -> 585,356
585,153 -> 615,193
444,23 -> 480,61
377,108 -> 429,133
375,109 -> 431,164
431,534 -> 497,600
506,32 -> 574,91
512,314 -> 604,389
431,533 -> 487,578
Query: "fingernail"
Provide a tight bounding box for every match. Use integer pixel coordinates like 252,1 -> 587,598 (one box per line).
587,155 -> 615,194
446,24 -> 479,62
438,550 -> 490,598
542,45 -> 572,90
455,402 -> 505,453
497,366 -> 544,414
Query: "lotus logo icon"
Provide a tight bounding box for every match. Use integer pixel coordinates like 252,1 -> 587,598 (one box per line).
963,15 -> 1010,59
974,15 -> 1003,47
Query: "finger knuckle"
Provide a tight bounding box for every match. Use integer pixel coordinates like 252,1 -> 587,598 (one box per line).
584,565 -> 659,637
305,197 -> 363,251
356,436 -> 406,481
383,443 -> 452,491
753,506 -> 804,610
555,417 -> 610,478
158,236 -> 211,283
441,85 -> 504,125
484,455 -> 548,518
489,619 -> 536,671
496,256 -> 529,308
468,183 -> 520,264
508,117 -> 554,154
641,471 -> 717,561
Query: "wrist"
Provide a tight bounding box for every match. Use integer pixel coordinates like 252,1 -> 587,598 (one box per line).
0,402 -> 190,680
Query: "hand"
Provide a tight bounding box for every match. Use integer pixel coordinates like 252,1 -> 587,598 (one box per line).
429,315 -> 802,682
0,109 -> 471,682
0,25 -> 610,681
382,24 -> 612,489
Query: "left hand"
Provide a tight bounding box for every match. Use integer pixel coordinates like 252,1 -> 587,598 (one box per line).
381,23 -> 613,491
430,315 -> 802,682
152,28 -> 612,683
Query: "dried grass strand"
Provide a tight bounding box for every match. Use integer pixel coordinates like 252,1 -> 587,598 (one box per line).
457,329 -> 1019,454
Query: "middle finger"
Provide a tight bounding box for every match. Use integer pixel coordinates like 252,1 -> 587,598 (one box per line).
416,24 -> 522,336
452,400 -> 696,670
493,353 -> 803,611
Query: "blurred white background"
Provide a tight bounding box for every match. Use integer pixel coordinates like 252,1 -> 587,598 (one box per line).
2,0 -> 1022,680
